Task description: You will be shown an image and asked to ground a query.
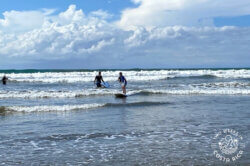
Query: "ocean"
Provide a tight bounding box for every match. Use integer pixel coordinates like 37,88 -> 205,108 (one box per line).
0,69 -> 249,165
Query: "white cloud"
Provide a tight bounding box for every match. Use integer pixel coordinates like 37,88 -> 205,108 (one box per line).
0,10 -> 48,33
0,4 -> 249,68
118,0 -> 250,29
57,5 -> 85,24
0,5 -> 112,33
90,10 -> 113,19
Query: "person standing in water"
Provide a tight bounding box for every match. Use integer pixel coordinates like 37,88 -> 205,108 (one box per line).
94,72 -> 105,88
2,75 -> 8,85
118,72 -> 127,94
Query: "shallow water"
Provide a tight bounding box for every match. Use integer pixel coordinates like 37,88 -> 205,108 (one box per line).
0,69 -> 249,165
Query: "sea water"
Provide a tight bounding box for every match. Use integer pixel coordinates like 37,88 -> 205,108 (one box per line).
0,69 -> 249,165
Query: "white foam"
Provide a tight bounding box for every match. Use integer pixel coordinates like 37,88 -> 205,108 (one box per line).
0,89 -> 120,99
7,104 -> 104,112
104,135 -> 116,140
0,85 -> 250,99
190,82 -> 250,88
4,69 -> 250,83
142,89 -> 250,95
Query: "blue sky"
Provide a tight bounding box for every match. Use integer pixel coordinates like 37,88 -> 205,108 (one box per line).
0,0 -> 136,20
214,15 -> 250,27
0,0 -> 249,27
0,0 -> 250,69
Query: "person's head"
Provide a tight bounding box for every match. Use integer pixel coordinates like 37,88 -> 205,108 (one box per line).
119,72 -> 122,76
98,71 -> 101,76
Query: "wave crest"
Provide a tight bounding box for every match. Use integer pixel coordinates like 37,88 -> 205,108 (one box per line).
5,104 -> 104,113
2,101 -> 170,113
3,69 -> 250,83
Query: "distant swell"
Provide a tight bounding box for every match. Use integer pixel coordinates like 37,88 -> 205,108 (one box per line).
170,74 -> 217,79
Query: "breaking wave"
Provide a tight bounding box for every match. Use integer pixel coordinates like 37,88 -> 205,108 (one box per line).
135,89 -> 250,95
0,84 -> 250,99
4,104 -> 104,113
0,89 -> 119,99
1,101 -> 171,113
3,69 -> 250,83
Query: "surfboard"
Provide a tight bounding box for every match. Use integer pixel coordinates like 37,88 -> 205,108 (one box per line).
115,93 -> 127,98
101,82 -> 110,88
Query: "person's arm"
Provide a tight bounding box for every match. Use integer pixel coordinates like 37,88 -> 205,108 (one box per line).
94,77 -> 97,84
101,76 -> 105,83
124,77 -> 127,85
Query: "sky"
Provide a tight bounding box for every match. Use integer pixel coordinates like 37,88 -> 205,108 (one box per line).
0,0 -> 250,69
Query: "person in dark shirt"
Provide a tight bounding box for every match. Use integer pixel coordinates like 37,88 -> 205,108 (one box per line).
2,75 -> 8,85
118,72 -> 127,94
94,72 -> 105,88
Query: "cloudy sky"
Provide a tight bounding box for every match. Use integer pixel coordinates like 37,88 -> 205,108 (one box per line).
0,0 -> 250,69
